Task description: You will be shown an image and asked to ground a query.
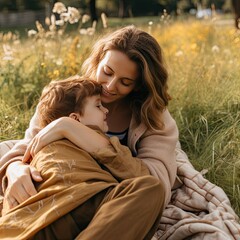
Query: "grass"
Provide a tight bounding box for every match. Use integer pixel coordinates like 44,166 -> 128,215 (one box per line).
0,13 -> 240,216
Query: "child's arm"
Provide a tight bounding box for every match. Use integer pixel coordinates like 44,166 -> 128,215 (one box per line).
23,117 -> 110,162
23,117 -> 150,181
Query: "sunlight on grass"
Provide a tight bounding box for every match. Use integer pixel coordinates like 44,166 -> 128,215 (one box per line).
0,15 -> 240,216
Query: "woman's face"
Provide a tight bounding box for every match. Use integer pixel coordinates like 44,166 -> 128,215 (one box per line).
96,50 -> 139,104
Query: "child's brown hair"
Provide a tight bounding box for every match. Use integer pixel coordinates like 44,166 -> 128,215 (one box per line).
38,75 -> 102,127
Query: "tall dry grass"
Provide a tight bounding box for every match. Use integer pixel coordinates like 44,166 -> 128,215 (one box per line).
0,10 -> 239,216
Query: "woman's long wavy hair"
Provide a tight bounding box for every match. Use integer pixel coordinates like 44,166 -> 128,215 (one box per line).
81,25 -> 170,130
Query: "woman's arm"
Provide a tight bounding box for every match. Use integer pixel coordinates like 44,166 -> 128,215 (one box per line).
131,109 -> 179,206
0,105 -> 43,207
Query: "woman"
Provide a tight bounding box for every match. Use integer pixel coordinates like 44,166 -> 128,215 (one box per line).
0,25 -> 178,239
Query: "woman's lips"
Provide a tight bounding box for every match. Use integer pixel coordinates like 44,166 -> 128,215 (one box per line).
102,88 -> 116,96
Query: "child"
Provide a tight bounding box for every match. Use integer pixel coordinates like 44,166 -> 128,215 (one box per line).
0,75 -> 159,240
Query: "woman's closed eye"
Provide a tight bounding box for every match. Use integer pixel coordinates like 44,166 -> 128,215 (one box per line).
103,67 -> 112,76
121,79 -> 134,87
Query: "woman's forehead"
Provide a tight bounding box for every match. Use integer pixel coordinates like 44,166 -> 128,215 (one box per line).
102,50 -> 138,80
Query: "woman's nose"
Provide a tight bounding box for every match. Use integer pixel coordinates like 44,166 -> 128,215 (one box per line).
106,78 -> 117,91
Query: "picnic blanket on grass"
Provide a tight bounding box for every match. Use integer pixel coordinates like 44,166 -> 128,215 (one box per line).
152,147 -> 240,240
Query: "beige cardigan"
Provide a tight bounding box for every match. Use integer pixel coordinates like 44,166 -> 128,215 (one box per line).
0,106 -> 178,206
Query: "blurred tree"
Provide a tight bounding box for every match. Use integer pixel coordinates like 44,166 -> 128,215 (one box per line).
89,0 -> 98,22
232,0 -> 240,28
24,0 -> 44,10
118,0 -> 130,18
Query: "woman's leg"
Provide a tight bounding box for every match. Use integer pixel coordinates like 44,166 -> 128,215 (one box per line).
77,175 -> 165,240
0,140 -> 19,158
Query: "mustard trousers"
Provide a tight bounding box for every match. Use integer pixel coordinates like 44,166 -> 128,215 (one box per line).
32,175 -> 165,240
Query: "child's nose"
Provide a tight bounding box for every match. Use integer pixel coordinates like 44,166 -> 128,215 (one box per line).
103,107 -> 109,114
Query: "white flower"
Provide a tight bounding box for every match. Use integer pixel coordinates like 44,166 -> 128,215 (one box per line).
55,58 -> 63,65
211,45 -> 220,53
28,29 -> 37,37
55,20 -> 65,26
52,2 -> 67,14
68,7 -> 81,24
79,28 -> 87,35
175,50 -> 184,57
82,14 -> 90,24
60,12 -> 70,22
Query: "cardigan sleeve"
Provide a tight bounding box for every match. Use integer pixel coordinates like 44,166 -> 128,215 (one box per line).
132,109 -> 179,206
0,105 -> 41,193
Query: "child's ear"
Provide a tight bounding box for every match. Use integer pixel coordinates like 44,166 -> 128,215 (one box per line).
69,113 -> 81,122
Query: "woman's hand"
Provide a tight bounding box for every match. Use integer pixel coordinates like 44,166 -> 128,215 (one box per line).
5,161 -> 43,208
23,117 -> 67,163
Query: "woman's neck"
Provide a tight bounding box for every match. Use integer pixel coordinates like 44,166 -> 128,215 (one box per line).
103,99 -> 132,132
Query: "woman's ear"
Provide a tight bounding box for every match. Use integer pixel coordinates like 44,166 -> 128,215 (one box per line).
69,113 -> 81,122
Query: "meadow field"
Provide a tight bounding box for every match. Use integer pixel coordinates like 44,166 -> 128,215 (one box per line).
0,13 -> 240,216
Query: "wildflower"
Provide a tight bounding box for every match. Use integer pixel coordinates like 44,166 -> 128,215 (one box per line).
55,20 -> 65,26
101,13 -> 108,28
35,21 -> 45,34
211,45 -> 220,53
41,62 -> 46,68
2,44 -> 13,61
28,29 -> 37,37
92,20 -> 97,29
52,2 -> 67,14
87,27 -> 95,36
60,12 -> 69,22
175,50 -> 184,57
82,14 -> 90,24
68,7 -> 81,24
49,24 -> 56,32
55,58 -> 63,65
79,29 -> 87,35
45,17 -> 51,26
51,14 -> 56,26
58,29 -> 64,36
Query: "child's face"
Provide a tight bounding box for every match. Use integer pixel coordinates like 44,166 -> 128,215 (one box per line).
80,94 -> 109,132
